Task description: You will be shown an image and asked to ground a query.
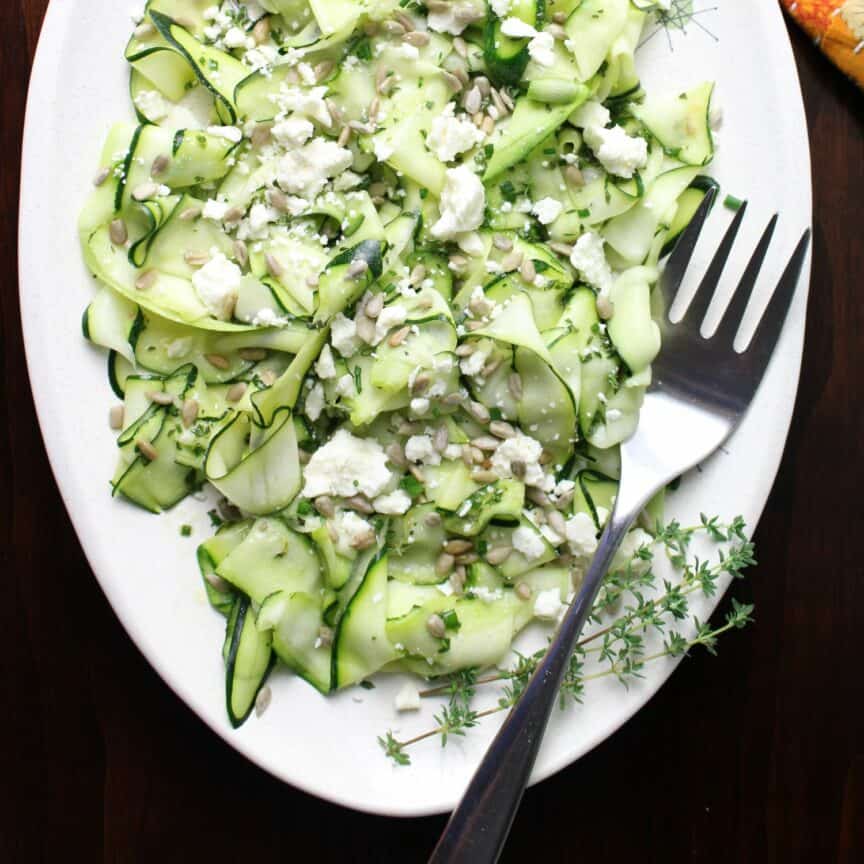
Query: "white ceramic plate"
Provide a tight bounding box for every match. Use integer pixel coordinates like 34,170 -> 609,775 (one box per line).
20,0 -> 811,817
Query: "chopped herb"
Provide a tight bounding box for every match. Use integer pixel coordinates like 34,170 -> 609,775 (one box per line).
180,524 -> 192,537
400,474 -> 424,498
724,194 -> 744,212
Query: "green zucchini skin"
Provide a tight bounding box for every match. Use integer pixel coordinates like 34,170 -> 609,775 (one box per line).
483,0 -> 544,87
224,595 -> 275,729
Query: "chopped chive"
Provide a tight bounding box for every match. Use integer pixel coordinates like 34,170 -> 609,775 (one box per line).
724,194 -> 744,212
180,524 -> 192,537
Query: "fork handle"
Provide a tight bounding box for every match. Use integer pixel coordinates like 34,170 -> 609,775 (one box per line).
428,501 -> 647,864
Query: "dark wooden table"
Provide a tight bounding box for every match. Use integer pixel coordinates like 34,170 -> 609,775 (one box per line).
3,5 -> 862,862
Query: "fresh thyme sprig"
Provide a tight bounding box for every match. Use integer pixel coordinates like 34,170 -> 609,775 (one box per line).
379,516 -> 756,766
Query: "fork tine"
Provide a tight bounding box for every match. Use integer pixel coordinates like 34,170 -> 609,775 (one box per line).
659,185 -> 717,316
682,200 -> 748,329
715,214 -> 778,346
743,229 -> 811,367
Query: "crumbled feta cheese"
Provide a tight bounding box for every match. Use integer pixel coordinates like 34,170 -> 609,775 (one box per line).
569,232 -> 614,295
191,251 -> 241,320
392,43 -> 420,60
427,0 -> 484,34
244,44 -> 279,71
302,430 -> 393,499
490,0 -> 512,16
491,434 -> 548,488
277,138 -> 353,199
251,308 -> 283,328
410,397 -> 431,415
373,305 -> 408,345
207,124 -> 243,144
534,587 -> 564,620
273,85 -> 332,127
427,103 -> 486,163
335,373 -> 356,398
583,124 -> 648,179
513,525 -> 546,560
238,203 -> 279,241
315,344 -> 337,379
459,348 -> 489,377
606,408 -> 623,422
500,16 -> 538,38
405,434 -> 442,466
528,30 -> 555,67
202,198 -> 230,221
532,197 -> 563,225
394,682 -> 421,712
271,115 -> 314,148
305,383 -> 325,421
223,26 -> 248,48
565,512 -> 598,558
333,171 -> 363,191
373,489 -> 412,515
431,165 -> 486,241
331,510 -> 374,556
457,231 -> 485,257
571,100 -> 611,130
330,313 -> 360,357
373,136 -> 395,163
471,586 -> 504,603
134,89 -> 168,121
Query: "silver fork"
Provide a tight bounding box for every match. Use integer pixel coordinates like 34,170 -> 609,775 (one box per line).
429,190 -> 811,863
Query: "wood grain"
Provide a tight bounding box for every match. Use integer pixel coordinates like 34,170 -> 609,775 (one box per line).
2,4 -> 862,861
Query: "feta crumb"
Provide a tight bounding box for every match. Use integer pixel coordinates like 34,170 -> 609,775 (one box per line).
394,682 -> 421,712
430,166 -> 486,241
330,313 -> 360,357
500,16 -> 537,38
583,124 -> 648,179
277,138 -> 353,199
532,197 -> 563,225
315,344 -> 337,379
207,124 -> 243,144
459,348 -> 489,377
471,586 -> 504,603
490,0 -> 512,16
335,373 -> 356,398
304,383 -> 325,422
513,525 -> 546,560
491,434 -> 548,488
569,232 -> 614,295
302,430 -> 393,499
191,251 -> 241,320
410,397 -> 431,415
534,587 -> 563,620
427,0 -> 484,34
571,100 -> 611,130
134,89 -> 168,121
427,103 -> 486,163
273,85 -> 332,127
528,31 -> 555,67
271,115 -> 314,148
405,435 -> 442,466
373,305 -> 408,345
373,489 -> 412,515
202,198 -> 230,221
331,510 -> 374,556
565,512 -> 598,558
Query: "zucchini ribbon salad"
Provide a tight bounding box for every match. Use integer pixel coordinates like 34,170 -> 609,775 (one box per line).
80,0 -> 720,727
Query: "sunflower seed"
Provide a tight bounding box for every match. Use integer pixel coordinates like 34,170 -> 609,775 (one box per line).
460,444 -> 474,468
181,399 -> 199,428
151,154 -> 171,177
254,685 -> 272,717
179,206 -> 201,221
474,76 -> 491,96
251,123 -> 272,149
549,241 -> 574,257
520,258 -> 537,284
482,357 -> 502,378
539,449 -> 554,465
132,182 -> 158,201
426,614 -> 446,639
364,293 -> 384,319
344,495 -> 374,515
455,343 -> 476,357
318,625 -> 334,647
394,10 -> 415,30
492,234 -> 513,252
348,259 -> 369,279
135,269 -> 157,291
443,392 -> 466,406
405,29 -> 432,49
516,582 -> 532,601
471,446 -> 486,464
499,89 -> 515,111
546,509 -> 568,540
443,538 -> 473,556
268,189 -> 289,213
265,253 -> 283,278
508,373 -> 523,401
436,553 -> 455,576
552,10 -> 567,23
109,405 -> 125,430
490,88 -> 508,116
425,511 -> 443,527
453,36 -> 468,57
548,23 -> 567,40
352,529 -> 377,550
109,219 -> 128,245
136,438 -> 158,461
472,111 -> 484,128
231,240 -> 249,270
204,571 -> 232,592
324,99 -> 342,126
471,469 -> 498,484
407,264 -> 426,286
375,65 -> 394,94
433,425 -> 449,453
314,60 -> 335,82
463,86 -> 482,114
486,545 -> 513,566
450,64 -> 470,86
252,16 -> 271,44
510,459 -> 527,480
223,207 -> 244,224
489,420 -> 516,439
466,400 -> 491,424
448,254 -> 468,272
355,314 -> 376,344
205,353 -> 230,370
227,383 -> 247,403
481,115 -> 495,136
388,326 -> 410,347
565,165 -> 585,187
527,488 -> 552,508
397,420 -> 422,436
465,319 -> 485,332
596,294 -> 615,320
386,442 -> 408,468
471,435 -> 500,451
314,496 -> 336,518
93,167 -> 111,187
184,249 -> 210,267
501,251 -> 523,272
146,390 -> 174,406
441,71 -> 463,93
451,565 -> 467,595
409,463 -> 426,484
382,19 -> 406,36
